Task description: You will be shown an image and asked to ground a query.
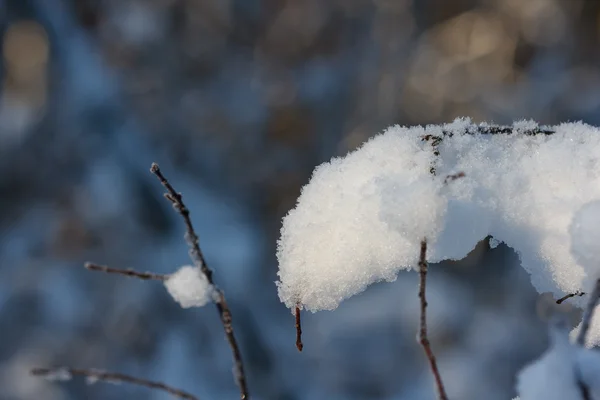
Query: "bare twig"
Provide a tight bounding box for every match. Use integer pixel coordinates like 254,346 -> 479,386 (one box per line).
576,278 -> 600,346
150,162 -> 249,399
556,291 -> 586,304
84,262 -> 167,281
417,239 -> 448,400
443,172 -> 465,185
295,306 -> 303,352
31,367 -> 198,400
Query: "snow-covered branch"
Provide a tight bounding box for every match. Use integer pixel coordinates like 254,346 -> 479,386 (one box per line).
276,118 -> 600,314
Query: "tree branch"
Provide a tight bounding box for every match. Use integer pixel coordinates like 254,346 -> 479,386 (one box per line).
423,124 -> 554,174
418,239 -> 448,400
150,162 -> 249,400
84,262 -> 167,281
576,278 -> 600,346
555,291 -> 586,304
31,367 -> 198,400
295,306 -> 303,352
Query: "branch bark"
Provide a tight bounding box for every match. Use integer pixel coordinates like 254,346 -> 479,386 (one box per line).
150,163 -> 249,399
418,239 -> 448,400
295,306 -> 303,352
84,262 -> 167,281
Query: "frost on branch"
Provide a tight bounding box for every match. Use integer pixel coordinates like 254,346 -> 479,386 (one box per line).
164,265 -> 214,308
277,118 -> 600,312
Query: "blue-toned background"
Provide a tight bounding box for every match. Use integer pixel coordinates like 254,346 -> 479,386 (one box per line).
0,0 -> 595,399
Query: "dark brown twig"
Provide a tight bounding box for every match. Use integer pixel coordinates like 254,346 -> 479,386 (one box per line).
576,278 -> 600,346
556,291 -> 586,304
84,262 -> 167,281
295,306 -> 303,352
150,162 -> 249,400
31,367 -> 198,400
443,172 -> 465,185
418,239 -> 448,400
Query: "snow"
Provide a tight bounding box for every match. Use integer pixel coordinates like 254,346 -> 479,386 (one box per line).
571,305 -> 600,348
42,369 -> 71,382
516,321 -> 582,400
570,200 -> 600,292
517,318 -> 600,400
164,265 -> 214,308
277,118 -> 600,312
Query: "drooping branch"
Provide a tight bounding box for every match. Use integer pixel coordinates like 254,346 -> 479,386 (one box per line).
417,239 -> 448,400
84,262 -> 167,281
150,163 -> 249,400
31,367 -> 198,400
576,278 -> 600,346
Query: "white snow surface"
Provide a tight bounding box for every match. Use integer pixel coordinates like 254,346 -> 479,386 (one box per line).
517,322 -> 600,400
570,200 -> 600,292
164,265 -> 213,308
277,118 -> 600,312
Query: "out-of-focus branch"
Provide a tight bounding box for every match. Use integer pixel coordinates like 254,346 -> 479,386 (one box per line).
576,278 -> 600,346
417,239 -> 448,400
84,262 -> 167,281
31,367 -> 198,400
150,162 -> 249,400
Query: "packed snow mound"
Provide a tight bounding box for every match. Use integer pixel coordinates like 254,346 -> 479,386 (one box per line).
276,118 -> 600,312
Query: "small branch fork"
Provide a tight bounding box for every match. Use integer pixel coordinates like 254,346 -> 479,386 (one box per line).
150,163 -> 249,399
418,239 -> 448,400
33,163 -> 250,400
31,367 -> 198,400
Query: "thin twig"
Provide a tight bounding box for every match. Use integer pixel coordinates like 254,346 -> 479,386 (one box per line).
150,162 -> 249,400
31,367 -> 198,400
295,306 -> 303,352
556,291 -> 586,304
576,278 -> 600,346
84,262 -> 167,281
417,239 -> 448,400
443,172 -> 465,185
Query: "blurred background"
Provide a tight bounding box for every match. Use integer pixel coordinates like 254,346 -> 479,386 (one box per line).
0,0 -> 596,399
